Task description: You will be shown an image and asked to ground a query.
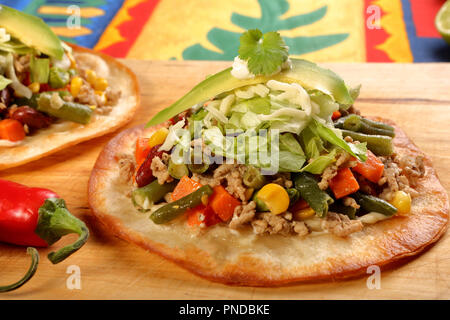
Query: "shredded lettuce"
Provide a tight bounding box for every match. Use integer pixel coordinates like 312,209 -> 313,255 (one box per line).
301,148 -> 337,174
4,53 -> 32,98
300,126 -> 326,159
279,133 -> 304,155
158,119 -> 186,152
30,56 -> 49,84
278,150 -> 305,172
310,118 -> 367,162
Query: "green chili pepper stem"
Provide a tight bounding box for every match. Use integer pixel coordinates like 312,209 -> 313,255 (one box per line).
35,198 -> 89,264
0,247 -> 39,293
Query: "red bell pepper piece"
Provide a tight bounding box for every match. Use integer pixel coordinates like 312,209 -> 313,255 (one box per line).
329,167 -> 360,199
208,185 -> 240,222
332,110 -> 342,120
352,150 -> 384,183
0,179 -> 89,292
187,205 -> 221,227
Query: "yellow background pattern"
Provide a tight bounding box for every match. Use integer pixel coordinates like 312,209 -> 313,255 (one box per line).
126,0 -> 366,62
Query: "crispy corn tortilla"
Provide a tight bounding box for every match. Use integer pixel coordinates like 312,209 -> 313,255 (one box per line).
88,118 -> 449,286
0,44 -> 140,170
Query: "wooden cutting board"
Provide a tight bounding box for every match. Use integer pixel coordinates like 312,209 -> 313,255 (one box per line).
1,61 -> 449,300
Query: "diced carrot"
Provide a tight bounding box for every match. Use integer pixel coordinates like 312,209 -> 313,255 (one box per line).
352,150 -> 384,183
289,199 -> 310,212
135,137 -> 151,168
208,185 -> 241,222
171,176 -> 203,201
187,205 -> 220,227
0,119 -> 25,142
329,167 -> 360,199
332,110 -> 341,120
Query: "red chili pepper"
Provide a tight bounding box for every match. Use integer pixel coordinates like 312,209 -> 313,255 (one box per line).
0,179 -> 89,292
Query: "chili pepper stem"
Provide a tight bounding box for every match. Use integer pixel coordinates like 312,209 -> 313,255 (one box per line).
0,247 -> 39,293
35,198 -> 89,264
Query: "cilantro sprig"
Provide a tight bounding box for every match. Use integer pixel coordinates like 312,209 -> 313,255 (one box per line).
238,29 -> 289,76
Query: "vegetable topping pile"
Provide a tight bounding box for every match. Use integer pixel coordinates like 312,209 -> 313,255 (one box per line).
0,5 -> 120,145
122,29 -> 422,237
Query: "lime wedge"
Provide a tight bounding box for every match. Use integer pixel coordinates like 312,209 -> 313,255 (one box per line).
436,0 -> 450,44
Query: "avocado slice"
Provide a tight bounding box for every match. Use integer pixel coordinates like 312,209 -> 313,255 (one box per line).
147,59 -> 354,126
0,5 -> 63,59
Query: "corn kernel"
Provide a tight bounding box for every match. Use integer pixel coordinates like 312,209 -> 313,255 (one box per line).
95,90 -> 107,105
94,77 -> 108,91
294,207 -> 315,220
389,190 -> 411,215
256,183 -> 290,215
85,69 -> 97,85
148,128 -> 169,149
89,105 -> 96,110
28,82 -> 40,93
70,76 -> 83,97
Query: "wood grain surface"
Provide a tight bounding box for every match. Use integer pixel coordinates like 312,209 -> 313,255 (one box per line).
1,61 -> 449,300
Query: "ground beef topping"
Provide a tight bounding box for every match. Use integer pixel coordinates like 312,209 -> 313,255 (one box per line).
321,212 -> 363,237
229,201 -> 256,229
116,153 -> 135,185
151,155 -> 174,185
378,154 -> 422,201
343,196 -> 360,209
271,172 -> 293,188
251,212 -> 309,237
193,163 -> 248,202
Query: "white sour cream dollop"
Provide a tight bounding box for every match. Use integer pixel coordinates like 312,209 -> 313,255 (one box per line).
231,56 -> 293,80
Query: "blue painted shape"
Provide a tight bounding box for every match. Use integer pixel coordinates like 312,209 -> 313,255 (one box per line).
401,0 -> 450,62
0,0 -> 32,11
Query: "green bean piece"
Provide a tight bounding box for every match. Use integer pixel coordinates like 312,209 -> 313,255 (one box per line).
335,115 -> 395,137
287,188 -> 300,205
329,202 -> 357,219
132,180 -> 177,212
49,67 -> 70,89
168,159 -> 189,179
342,114 -> 362,132
150,185 -> 213,224
293,172 -> 333,218
187,151 -> 210,174
242,166 -> 266,189
352,192 -> 397,216
360,117 -> 395,131
340,129 -> 393,156
37,92 -> 92,124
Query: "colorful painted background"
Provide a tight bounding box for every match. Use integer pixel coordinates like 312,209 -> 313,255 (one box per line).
1,0 -> 449,62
